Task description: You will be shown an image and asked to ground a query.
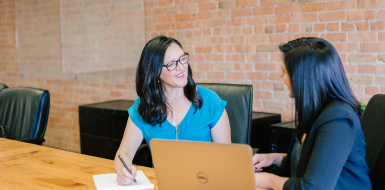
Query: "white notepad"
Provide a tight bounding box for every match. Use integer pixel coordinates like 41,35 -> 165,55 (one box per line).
93,170 -> 154,190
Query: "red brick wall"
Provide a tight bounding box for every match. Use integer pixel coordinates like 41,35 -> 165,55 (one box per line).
1,0 -> 385,152
145,0 -> 385,117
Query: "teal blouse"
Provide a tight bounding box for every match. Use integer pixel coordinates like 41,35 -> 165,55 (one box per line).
128,86 -> 227,149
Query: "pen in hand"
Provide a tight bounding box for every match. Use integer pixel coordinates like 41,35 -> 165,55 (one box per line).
118,154 -> 137,183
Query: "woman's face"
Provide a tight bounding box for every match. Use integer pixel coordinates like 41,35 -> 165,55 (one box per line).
280,63 -> 293,98
159,43 -> 189,91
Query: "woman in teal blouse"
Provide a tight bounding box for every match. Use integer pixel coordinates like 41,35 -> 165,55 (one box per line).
129,85 -> 227,146
114,36 -> 231,186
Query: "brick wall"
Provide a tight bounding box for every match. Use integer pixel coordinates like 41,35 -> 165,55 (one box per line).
60,0 -> 145,74
0,0 -> 143,152
1,0 -> 385,152
146,0 -> 385,118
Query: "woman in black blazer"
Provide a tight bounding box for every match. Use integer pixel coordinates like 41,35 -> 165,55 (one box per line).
253,38 -> 372,190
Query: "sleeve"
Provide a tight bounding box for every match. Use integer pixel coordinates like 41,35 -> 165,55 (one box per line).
207,93 -> 227,129
283,118 -> 355,190
127,97 -> 143,131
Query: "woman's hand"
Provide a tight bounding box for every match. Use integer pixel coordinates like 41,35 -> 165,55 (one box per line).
254,172 -> 273,189
255,172 -> 289,190
253,153 -> 285,172
116,165 -> 137,185
114,117 -> 143,185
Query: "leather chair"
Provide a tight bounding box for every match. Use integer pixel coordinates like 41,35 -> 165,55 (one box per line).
0,87 -> 50,145
133,83 -> 254,167
361,94 -> 385,190
197,83 -> 253,144
132,144 -> 153,167
0,83 -> 8,92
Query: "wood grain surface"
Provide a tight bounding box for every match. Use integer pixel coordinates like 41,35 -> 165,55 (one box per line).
0,138 -> 265,190
0,138 -> 157,190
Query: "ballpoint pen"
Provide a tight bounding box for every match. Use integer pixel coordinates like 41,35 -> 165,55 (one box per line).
118,154 -> 137,183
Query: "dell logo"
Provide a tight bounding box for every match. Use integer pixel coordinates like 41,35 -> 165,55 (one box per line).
197,172 -> 208,184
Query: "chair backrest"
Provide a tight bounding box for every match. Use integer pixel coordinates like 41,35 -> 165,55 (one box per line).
0,87 -> 50,141
197,83 -> 253,144
361,94 -> 385,190
0,83 -> 8,92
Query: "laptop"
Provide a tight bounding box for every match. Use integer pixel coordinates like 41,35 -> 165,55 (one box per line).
150,139 -> 256,190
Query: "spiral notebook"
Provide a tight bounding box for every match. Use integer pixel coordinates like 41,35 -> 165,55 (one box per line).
93,170 -> 154,190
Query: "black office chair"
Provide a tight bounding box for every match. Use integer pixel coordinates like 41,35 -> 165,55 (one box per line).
133,144 -> 153,167
197,83 -> 253,144
133,83 -> 254,167
0,83 -> 8,92
0,87 -> 50,145
361,94 -> 385,190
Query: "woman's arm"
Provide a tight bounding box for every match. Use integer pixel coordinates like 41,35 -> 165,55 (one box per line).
211,109 -> 231,143
255,173 -> 289,190
114,117 -> 143,185
280,119 -> 355,190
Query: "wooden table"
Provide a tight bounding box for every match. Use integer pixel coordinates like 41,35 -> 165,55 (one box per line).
0,138 -> 157,190
0,138 -> 265,190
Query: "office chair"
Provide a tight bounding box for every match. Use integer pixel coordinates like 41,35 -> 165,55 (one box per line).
0,87 -> 50,145
0,83 -> 8,92
132,144 -> 153,167
197,83 -> 253,144
133,83 -> 254,167
361,94 -> 385,190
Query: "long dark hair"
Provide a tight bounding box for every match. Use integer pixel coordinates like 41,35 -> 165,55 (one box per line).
279,37 -> 362,138
135,35 -> 202,125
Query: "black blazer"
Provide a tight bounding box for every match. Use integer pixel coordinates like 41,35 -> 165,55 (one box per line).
281,100 -> 372,190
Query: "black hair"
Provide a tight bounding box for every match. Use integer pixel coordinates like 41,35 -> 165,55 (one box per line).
279,37 -> 362,138
135,35 -> 202,125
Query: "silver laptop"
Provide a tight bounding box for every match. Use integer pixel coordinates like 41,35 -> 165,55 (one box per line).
150,139 -> 256,190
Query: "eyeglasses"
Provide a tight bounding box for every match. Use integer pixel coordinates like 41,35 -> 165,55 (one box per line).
163,53 -> 189,71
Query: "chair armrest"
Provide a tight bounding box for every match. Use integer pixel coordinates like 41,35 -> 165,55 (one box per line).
252,148 -> 260,154
17,138 -> 45,145
0,126 -> 6,138
133,144 -> 153,167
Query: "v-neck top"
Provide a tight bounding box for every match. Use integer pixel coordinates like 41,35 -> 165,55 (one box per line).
128,86 -> 227,149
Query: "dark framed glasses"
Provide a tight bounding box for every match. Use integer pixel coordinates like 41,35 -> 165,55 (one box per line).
163,53 -> 189,71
